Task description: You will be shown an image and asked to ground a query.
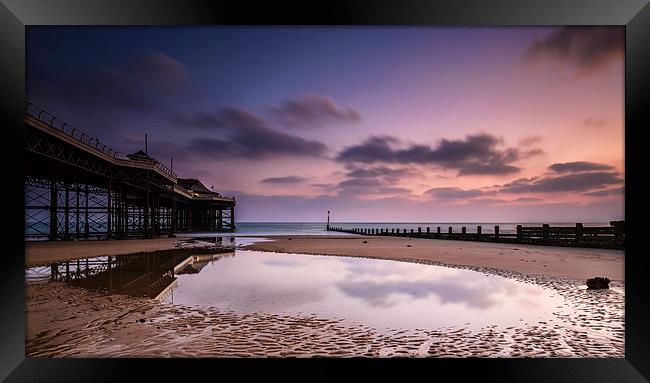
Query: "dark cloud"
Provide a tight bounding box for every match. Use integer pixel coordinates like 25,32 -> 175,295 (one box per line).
513,197 -> 543,203
525,27 -> 624,72
176,107 -> 328,159
548,161 -> 614,173
499,171 -> 622,194
310,182 -> 338,190
272,94 -> 360,129
583,187 -> 624,197
127,50 -> 188,93
337,177 -> 411,197
335,166 -> 414,197
345,166 -> 415,183
32,68 -> 157,115
518,135 -> 543,147
426,187 -> 492,200
337,133 -> 538,176
261,176 -> 308,184
30,49 -> 187,114
583,117 -> 607,128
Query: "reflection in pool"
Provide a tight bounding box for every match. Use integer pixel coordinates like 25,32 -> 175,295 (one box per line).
165,250 -> 565,330
27,245 -> 567,331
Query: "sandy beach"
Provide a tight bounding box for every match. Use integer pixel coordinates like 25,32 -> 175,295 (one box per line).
24,238 -> 222,268
25,235 -> 625,357
244,235 -> 624,281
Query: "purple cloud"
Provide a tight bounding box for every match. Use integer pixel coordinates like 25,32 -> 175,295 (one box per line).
272,94 -> 360,129
525,27 -> 624,72
426,187 -> 493,200
174,107 -> 328,159
261,176 -> 308,184
583,187 -> 624,197
548,161 -> 615,173
499,171 -> 622,194
128,50 -> 188,93
337,133 -> 539,176
583,117 -> 607,128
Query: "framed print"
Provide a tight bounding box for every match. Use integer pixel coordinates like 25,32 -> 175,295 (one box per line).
1,0 -> 649,381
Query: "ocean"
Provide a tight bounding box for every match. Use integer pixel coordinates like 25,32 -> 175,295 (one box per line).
187,221 -> 613,237
25,221 -> 614,240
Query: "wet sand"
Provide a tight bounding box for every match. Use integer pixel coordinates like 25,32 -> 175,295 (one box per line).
244,235 -> 624,281
26,266 -> 624,358
25,238 -> 219,268
25,235 -> 625,357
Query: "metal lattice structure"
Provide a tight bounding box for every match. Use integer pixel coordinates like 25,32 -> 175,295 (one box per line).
25,103 -> 236,240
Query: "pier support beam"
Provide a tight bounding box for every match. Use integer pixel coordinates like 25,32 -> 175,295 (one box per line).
49,178 -> 58,240
107,177 -> 112,238
64,182 -> 70,239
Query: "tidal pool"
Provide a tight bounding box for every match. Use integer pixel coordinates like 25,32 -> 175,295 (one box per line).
25,240 -> 626,357
162,249 -> 566,331
26,245 -> 568,331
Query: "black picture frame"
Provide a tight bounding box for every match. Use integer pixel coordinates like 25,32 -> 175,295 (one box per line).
1,0 -> 648,381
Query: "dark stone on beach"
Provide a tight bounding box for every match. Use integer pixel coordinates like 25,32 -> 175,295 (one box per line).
406,244 -> 413,247
138,318 -> 146,323
586,277 -> 610,289
362,240 -> 368,243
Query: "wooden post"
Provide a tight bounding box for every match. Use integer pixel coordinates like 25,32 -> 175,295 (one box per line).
437,227 -> 441,238
542,224 -> 550,245
477,226 -> 482,240
611,221 -> 625,248
462,226 -> 466,238
50,263 -> 58,281
418,227 -> 421,234
108,256 -> 112,290
410,228 -> 414,234
575,223 -> 583,247
516,225 -> 522,243
494,225 -> 499,241
403,228 -> 407,234
426,227 -> 430,234
448,226 -> 452,234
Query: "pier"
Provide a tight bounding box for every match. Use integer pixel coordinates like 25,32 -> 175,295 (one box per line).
328,222 -> 625,250
25,103 -> 236,240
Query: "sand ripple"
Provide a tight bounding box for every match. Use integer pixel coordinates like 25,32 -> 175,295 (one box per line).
26,263 -> 624,358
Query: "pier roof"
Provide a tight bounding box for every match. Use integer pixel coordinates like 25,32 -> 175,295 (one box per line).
177,178 -> 220,196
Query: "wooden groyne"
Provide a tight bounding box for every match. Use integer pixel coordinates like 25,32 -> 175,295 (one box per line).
328,221 -> 625,250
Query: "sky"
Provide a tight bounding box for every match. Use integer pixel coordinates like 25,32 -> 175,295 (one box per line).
26,27 -> 624,222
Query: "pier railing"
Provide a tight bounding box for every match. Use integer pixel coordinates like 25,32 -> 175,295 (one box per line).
327,221 -> 624,250
26,102 -> 177,179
